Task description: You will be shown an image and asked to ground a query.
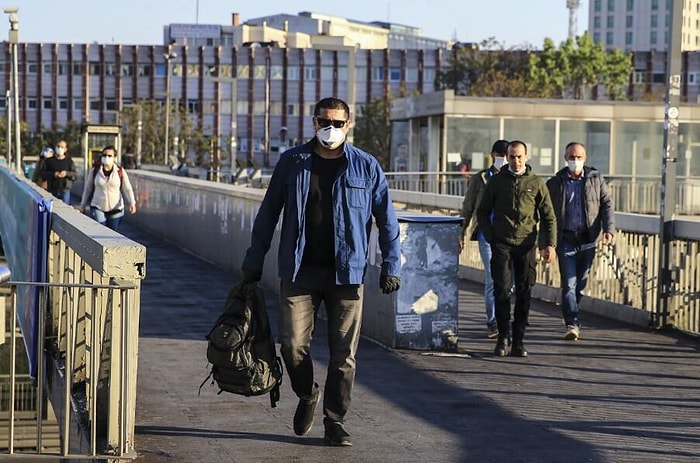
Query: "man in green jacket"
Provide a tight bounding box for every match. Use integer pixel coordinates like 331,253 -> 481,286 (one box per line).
476,140 -> 557,358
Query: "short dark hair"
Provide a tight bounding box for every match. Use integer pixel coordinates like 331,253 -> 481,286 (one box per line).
565,142 -> 585,152
491,140 -> 509,155
314,97 -> 350,118
102,145 -> 117,155
508,140 -> 528,154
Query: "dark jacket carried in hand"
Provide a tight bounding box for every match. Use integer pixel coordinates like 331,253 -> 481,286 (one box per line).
546,166 -> 615,244
43,156 -> 77,191
476,165 -> 557,249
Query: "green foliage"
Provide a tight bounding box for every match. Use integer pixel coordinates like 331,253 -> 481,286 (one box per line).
438,32 -> 633,101
353,97 -> 391,169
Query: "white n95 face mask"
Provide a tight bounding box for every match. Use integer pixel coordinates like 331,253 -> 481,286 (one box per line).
316,126 -> 346,150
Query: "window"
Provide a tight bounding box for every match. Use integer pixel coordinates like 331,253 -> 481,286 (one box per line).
626,0 -> 633,10
90,100 -> 101,110
594,32 -> 601,43
594,0 -> 602,12
287,66 -> 300,81
0,97 -> 5,109
651,30 -> 658,44
27,63 -> 38,74
57,61 -> 68,75
27,98 -> 37,109
389,68 -> 402,81
594,16 -> 601,28
626,32 -> 633,45
105,100 -> 117,111
73,63 -> 84,75
121,64 -> 134,76
43,63 -> 52,74
138,65 -> 151,77
187,99 -> 200,113
372,67 -> 385,82
270,65 -> 283,79
607,16 -> 614,28
89,62 -> 101,75
606,32 -> 613,45
651,15 -> 658,28
652,73 -> 665,84
105,63 -> 116,76
304,68 -> 317,80
58,99 -> 68,109
42,98 -> 52,110
607,0 -> 614,11
651,0 -> 658,10
626,16 -> 633,28
73,99 -> 83,110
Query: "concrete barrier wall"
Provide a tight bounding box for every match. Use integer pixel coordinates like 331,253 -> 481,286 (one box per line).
126,170 -> 282,290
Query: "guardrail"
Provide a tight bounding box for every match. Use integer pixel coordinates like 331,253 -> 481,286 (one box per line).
1,166 -> 146,460
385,171 -> 700,215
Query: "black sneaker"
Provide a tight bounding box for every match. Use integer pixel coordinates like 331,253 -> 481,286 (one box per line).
487,323 -> 499,339
323,419 -> 352,446
293,384 -> 320,436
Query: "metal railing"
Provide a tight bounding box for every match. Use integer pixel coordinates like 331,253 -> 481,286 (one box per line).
385,171 -> 700,215
1,271 -> 140,459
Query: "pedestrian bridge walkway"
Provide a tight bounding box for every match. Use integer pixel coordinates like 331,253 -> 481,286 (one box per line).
2,166 -> 700,461
125,222 -> 700,463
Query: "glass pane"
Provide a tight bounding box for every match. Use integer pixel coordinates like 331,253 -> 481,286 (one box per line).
503,118 -> 557,175
446,117 -> 500,172
559,120 -> 612,174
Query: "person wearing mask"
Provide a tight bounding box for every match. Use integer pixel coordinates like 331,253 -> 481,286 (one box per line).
476,140 -> 556,358
240,97 -> 401,446
32,146 -> 54,190
546,142 -> 615,341
43,139 -> 77,204
459,140 -> 509,339
79,145 -> 137,231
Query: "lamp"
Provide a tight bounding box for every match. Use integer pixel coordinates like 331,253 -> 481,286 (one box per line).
4,7 -> 20,172
163,50 -> 178,166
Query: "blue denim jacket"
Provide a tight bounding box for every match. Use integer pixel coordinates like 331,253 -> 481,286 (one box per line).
242,140 -> 401,284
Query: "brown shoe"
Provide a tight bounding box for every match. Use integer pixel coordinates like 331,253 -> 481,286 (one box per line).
323,419 -> 352,446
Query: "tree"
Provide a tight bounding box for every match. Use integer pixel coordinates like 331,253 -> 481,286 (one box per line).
352,97 -> 391,169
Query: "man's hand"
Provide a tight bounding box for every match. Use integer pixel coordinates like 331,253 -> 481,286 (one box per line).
602,232 -> 613,246
240,269 -> 262,295
379,275 -> 401,294
539,245 -> 555,264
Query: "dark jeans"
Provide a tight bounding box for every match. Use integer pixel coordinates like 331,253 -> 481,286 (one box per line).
278,266 -> 364,423
556,237 -> 596,327
490,241 -> 537,345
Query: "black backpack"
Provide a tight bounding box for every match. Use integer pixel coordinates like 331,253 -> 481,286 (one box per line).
199,284 -> 283,407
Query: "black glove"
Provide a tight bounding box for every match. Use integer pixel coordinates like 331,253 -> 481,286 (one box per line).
379,275 -> 401,294
241,268 -> 261,284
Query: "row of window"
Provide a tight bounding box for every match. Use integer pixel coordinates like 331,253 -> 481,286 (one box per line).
12,61 -> 426,83
593,0 -> 668,12
592,13 -> 667,28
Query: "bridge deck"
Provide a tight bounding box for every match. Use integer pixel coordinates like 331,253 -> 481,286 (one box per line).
126,222 -> 700,463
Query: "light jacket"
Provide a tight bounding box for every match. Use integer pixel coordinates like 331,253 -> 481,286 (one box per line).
546,166 -> 615,244
242,139 -> 401,284
80,166 -> 136,212
476,165 -> 557,249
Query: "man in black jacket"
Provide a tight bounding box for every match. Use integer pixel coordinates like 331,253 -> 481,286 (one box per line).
43,139 -> 77,204
546,142 -> 615,341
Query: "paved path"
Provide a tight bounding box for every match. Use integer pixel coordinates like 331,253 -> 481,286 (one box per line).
121,222 -> 700,463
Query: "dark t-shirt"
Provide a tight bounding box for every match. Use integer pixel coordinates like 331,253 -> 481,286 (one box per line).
302,152 -> 345,267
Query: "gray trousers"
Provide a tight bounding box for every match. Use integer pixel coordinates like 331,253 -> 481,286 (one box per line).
278,266 -> 364,423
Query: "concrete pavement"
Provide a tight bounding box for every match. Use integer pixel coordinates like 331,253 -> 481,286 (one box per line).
122,222 -> 700,463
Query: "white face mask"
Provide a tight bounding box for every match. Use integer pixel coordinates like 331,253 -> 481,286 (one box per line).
102,155 -> 115,168
316,126 -> 346,151
567,159 -> 584,173
493,156 -> 506,170
56,147 -> 65,156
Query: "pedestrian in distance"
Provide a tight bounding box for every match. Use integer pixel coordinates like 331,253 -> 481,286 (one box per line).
546,142 -> 615,341
240,97 -> 401,446
32,145 -> 54,190
79,145 -> 137,231
476,140 -> 557,358
43,139 -> 76,204
459,139 -> 509,339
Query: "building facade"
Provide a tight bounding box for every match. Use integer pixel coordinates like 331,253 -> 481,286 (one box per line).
589,0 -> 700,52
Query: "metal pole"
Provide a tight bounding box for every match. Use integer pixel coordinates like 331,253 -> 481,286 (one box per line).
164,57 -> 171,166
656,0 -> 682,328
136,105 -> 143,167
263,49 -> 271,167
4,8 -> 21,173
230,78 -> 237,173
5,89 -> 11,166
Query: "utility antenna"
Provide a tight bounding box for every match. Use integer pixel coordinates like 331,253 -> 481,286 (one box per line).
567,0 -> 581,40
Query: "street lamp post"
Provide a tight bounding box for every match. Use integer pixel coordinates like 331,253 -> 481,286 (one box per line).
163,50 -> 177,166
209,67 -> 238,182
4,7 -> 20,173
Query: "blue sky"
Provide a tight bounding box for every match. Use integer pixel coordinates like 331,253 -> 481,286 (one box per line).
7,0 -> 588,48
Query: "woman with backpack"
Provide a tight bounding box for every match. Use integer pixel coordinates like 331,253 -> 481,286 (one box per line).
79,145 -> 136,231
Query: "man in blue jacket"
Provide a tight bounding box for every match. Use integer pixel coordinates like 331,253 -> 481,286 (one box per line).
241,97 -> 401,446
546,142 -> 615,341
